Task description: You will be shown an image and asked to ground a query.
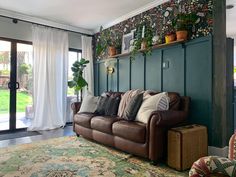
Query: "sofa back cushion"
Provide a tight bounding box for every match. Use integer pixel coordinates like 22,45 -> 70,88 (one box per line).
168,92 -> 181,110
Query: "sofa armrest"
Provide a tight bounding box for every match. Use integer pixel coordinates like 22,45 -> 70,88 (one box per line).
71,102 -> 81,115
148,110 -> 187,128
147,110 -> 188,161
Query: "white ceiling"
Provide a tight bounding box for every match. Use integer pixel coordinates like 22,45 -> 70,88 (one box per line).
0,0 -> 161,33
0,0 -> 234,36
227,0 -> 236,36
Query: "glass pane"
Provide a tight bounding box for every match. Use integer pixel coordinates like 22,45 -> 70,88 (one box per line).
16,43 -> 33,129
67,51 -> 81,96
0,40 -> 11,131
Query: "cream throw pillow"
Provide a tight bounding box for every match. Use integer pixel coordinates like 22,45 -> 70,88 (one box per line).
79,93 -> 98,113
135,92 -> 169,124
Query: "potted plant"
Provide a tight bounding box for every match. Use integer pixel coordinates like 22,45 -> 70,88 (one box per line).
165,32 -> 176,43
96,26 -> 119,58
131,17 -> 154,60
68,58 -> 89,101
172,13 -> 198,41
107,36 -> 117,57
96,26 -> 109,59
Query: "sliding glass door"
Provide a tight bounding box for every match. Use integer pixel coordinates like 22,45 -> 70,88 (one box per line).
0,38 -> 32,131
0,40 -> 11,131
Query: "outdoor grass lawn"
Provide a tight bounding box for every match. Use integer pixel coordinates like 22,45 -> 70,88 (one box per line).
0,89 -> 32,114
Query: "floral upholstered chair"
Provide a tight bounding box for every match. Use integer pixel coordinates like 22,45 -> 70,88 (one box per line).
189,133 -> 236,177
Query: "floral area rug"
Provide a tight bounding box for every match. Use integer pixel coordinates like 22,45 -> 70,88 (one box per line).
0,136 -> 188,177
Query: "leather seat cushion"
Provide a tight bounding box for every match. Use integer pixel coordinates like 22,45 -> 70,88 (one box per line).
91,116 -> 119,134
112,120 -> 146,143
74,113 -> 96,128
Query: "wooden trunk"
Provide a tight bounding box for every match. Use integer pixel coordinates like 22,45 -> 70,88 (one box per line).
167,124 -> 208,171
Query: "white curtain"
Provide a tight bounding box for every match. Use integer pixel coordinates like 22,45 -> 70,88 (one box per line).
28,25 -> 68,131
82,35 -> 94,96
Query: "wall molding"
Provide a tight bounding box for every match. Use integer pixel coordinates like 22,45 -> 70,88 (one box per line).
0,8 -> 93,35
93,0 -> 170,33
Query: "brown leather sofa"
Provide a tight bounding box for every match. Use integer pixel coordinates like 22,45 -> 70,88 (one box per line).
72,91 -> 190,162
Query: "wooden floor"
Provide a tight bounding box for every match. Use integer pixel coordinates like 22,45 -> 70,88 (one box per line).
0,125 -> 75,148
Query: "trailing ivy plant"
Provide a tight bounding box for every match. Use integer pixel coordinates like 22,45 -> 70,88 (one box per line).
68,58 -> 89,101
130,16 -> 154,61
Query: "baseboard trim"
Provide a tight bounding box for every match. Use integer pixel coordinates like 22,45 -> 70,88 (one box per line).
208,146 -> 228,157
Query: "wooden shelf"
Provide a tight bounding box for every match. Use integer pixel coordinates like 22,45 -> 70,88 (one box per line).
109,39 -> 186,59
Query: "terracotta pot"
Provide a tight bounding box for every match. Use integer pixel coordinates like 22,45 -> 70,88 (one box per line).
108,46 -> 116,56
165,34 -> 176,43
141,41 -> 147,50
176,30 -> 188,41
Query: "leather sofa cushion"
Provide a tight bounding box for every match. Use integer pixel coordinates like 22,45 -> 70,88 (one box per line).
74,113 -> 96,128
112,120 -> 146,144
91,116 -> 119,134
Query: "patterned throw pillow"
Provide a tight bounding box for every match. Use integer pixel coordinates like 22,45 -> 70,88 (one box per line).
123,93 -> 143,121
189,156 -> 236,177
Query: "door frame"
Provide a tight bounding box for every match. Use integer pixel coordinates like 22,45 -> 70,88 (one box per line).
0,37 -> 32,132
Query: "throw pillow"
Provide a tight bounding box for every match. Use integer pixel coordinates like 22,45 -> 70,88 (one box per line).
104,96 -> 121,116
123,93 -> 143,121
94,96 -> 109,115
118,89 -> 143,118
135,92 -> 169,124
79,93 -> 98,113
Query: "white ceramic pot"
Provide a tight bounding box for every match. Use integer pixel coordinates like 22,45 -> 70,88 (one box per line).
152,35 -> 160,45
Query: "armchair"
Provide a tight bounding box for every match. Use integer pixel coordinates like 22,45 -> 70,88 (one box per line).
189,133 -> 236,177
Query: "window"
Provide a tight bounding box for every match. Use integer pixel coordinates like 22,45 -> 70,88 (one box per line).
67,49 -> 82,96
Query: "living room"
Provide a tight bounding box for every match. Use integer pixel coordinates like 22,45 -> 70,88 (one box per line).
0,0 -> 235,176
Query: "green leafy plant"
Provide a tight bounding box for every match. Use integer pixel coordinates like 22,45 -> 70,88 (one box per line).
131,16 -> 154,61
172,13 -> 198,31
68,58 -> 89,101
96,26 -> 118,59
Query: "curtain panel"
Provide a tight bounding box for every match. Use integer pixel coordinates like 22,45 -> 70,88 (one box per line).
28,25 -> 68,131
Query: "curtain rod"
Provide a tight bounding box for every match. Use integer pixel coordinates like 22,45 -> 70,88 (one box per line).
0,15 -> 93,37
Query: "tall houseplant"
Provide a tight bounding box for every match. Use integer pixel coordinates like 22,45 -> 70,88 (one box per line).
68,58 -> 89,101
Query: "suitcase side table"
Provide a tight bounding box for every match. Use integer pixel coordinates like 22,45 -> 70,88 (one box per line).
167,124 -> 208,171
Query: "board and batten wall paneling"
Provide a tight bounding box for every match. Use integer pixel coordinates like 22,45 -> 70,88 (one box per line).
107,59 -> 118,92
146,50 -> 162,91
162,45 -> 185,95
185,36 -> 213,144
118,57 -> 130,92
98,62 -> 107,95
131,53 -> 145,90
93,36 -> 227,147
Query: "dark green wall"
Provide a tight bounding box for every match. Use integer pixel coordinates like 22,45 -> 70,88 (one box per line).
94,36 -> 221,147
